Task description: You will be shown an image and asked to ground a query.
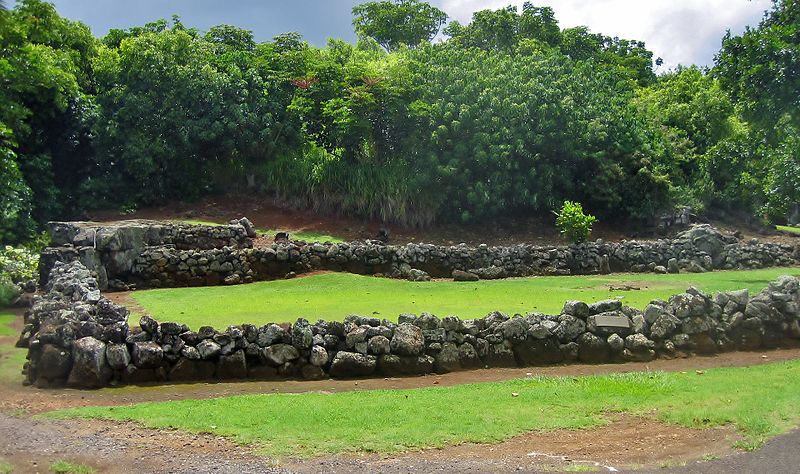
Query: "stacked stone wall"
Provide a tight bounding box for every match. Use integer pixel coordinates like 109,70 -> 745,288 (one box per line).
18,261 -> 800,389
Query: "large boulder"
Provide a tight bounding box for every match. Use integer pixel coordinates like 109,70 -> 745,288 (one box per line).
106,343 -> 131,370
217,350 -> 247,379
261,344 -> 300,366
390,323 -> 424,356
452,270 -> 479,282
309,345 -> 329,367
329,351 -> 377,377
378,354 -> 434,376
132,341 -> 163,369
514,337 -> 563,366
37,344 -> 72,382
577,332 -> 609,363
67,337 -> 112,388
434,342 -> 461,373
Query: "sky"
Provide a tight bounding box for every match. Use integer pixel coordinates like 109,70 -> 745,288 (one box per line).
46,0 -> 773,70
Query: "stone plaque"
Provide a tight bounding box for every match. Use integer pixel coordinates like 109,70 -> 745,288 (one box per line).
593,315 -> 630,328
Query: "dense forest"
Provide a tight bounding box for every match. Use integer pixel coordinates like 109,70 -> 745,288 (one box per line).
0,0 -> 798,244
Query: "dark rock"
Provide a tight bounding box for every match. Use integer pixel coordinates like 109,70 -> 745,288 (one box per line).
262,344 -> 300,366
140,315 -> 158,334
67,337 -> 111,388
38,344 -> 72,381
434,342 -> 461,373
577,332 -> 609,363
562,301 -> 589,319
514,337 -> 563,365
378,354 -> 434,376
486,341 -> 517,367
196,339 -> 221,360
367,335 -> 391,355
452,270 -> 479,282
106,343 -> 131,370
329,351 -> 376,377
217,350 -> 247,379
132,341 -> 163,369
309,345 -> 329,367
390,323 -> 425,356
588,299 -> 622,315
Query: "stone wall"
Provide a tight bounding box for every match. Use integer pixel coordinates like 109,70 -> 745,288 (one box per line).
41,221 -> 800,290
41,219 -> 254,289
18,261 -> 800,389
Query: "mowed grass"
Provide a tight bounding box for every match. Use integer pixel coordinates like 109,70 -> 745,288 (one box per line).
50,359 -> 800,457
0,311 -> 17,337
0,309 -> 25,386
176,219 -> 345,243
130,267 -> 800,328
777,225 -> 800,234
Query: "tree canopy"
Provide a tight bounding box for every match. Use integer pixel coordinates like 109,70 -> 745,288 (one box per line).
0,0 -> 797,244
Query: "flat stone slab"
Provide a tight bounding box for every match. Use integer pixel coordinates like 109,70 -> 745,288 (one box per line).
593,315 -> 630,328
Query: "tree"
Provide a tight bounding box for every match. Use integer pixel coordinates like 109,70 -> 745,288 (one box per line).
716,0 -> 799,130
0,0 -> 96,241
352,0 -> 447,51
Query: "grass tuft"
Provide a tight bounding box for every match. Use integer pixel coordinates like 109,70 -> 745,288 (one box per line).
777,225 -> 800,234
49,460 -> 95,474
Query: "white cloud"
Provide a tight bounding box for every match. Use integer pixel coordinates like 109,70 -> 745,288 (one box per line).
438,0 -> 772,69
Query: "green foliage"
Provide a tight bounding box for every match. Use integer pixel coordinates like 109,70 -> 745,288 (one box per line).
0,0 -> 797,229
716,0 -> 800,131
352,0 -> 447,51
0,244 -> 39,304
555,201 -> 597,243
129,267 -> 799,327
53,359 -> 800,456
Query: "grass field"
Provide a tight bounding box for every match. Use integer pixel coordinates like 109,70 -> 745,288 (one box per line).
777,225 -> 800,234
130,267 -> 800,328
0,312 -> 16,337
50,359 -> 800,457
177,219 -> 345,243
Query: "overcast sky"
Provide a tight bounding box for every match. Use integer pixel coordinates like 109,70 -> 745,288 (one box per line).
46,0 -> 772,70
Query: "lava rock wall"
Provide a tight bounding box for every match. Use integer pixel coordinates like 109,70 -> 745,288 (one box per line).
18,261 -> 800,389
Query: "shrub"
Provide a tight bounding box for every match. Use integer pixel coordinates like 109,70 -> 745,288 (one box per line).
0,245 -> 39,306
555,201 -> 597,244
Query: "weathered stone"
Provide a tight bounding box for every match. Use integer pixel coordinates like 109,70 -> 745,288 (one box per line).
131,341 -> 163,369
38,344 -> 72,381
607,333 -> 625,354
434,342 -> 462,373
458,342 -> 481,368
106,343 -> 131,370
553,315 -> 586,343
196,339 -> 221,360
514,337 -> 563,365
390,323 -> 425,356
577,332 -> 609,363
562,301 -> 589,319
256,324 -> 284,347
329,351 -> 376,377
367,335 -> 391,355
309,345 -> 329,366
496,317 -> 528,343
486,341 -> 517,367
217,350 -> 247,379
588,299 -> 622,315
262,344 -> 300,366
452,269 -> 480,282
650,313 -> 680,340
67,337 -> 111,388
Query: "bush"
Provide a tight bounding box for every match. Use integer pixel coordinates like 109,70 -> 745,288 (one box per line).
0,245 -> 39,306
555,201 -> 597,244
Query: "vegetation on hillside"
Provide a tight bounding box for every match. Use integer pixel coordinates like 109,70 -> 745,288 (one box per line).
1,0 -> 798,243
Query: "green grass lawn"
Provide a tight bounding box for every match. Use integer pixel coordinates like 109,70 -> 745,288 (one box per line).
0,311 -> 17,337
130,267 -> 800,328
777,225 -> 800,234
176,219 -> 345,243
50,359 -> 800,457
